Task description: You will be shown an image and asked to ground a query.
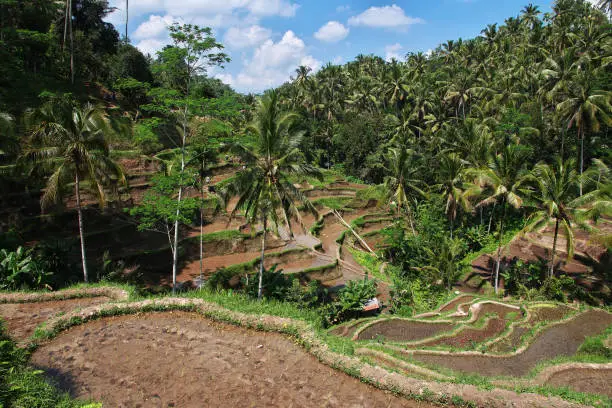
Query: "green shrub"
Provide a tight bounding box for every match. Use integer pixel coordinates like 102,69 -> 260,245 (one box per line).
0,321 -> 90,407
322,278 -> 378,326
133,119 -> 163,154
0,247 -> 51,291
578,336 -> 612,359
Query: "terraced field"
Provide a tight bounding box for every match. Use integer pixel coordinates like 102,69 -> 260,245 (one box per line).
331,294 -> 612,402
1,288 -> 609,408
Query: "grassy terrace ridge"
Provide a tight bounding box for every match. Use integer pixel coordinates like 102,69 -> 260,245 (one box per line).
1,284 -> 603,408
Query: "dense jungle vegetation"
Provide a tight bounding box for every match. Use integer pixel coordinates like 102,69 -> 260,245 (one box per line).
0,0 -> 611,322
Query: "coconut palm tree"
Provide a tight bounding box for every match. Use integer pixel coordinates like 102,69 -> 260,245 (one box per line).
23,100 -> 126,283
435,152 -> 473,239
556,63 -> 611,195
470,144 -> 530,294
223,90 -> 321,299
384,146 -> 426,234
523,158 -> 597,277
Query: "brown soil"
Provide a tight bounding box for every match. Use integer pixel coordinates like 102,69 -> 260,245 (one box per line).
357,320 -> 455,342
330,319 -> 370,338
411,309 -> 612,377
0,297 -> 111,341
487,305 -> 575,353
439,296 -> 476,313
544,368 -> 612,397
32,312 -> 431,408
305,189 -> 357,198
359,221 -> 391,236
421,318 -> 507,348
472,302 -> 522,321
466,221 -> 612,294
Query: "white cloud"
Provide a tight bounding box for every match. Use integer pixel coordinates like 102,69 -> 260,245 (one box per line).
384,43 -> 403,61
132,15 -> 175,40
135,38 -> 169,56
348,5 -> 424,29
224,25 -> 271,49
314,21 -> 349,43
332,56 -> 344,65
104,0 -> 164,29
218,30 -> 320,93
160,0 -> 298,18
246,0 -> 299,17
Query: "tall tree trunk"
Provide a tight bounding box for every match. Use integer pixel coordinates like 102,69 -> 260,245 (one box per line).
488,201 -> 497,234
68,0 -> 74,84
75,172 -> 88,283
549,218 -> 560,278
493,198 -> 507,295
171,53 -> 191,294
258,215 -> 267,300
579,126 -> 584,196
199,169 -> 205,289
125,0 -> 129,42
171,128 -> 186,294
63,0 -> 69,51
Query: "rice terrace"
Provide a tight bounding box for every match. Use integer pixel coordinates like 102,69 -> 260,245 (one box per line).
0,0 -> 611,407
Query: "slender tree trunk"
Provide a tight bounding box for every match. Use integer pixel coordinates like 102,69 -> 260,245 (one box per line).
549,218 -> 560,278
75,172 -> 88,283
199,181 -> 204,289
493,199 -> 507,295
579,126 -> 584,196
171,131 -> 186,294
560,124 -> 566,160
68,0 -> 74,84
171,53 -> 191,294
63,0 -> 69,51
258,215 -> 267,300
125,0 -> 129,42
488,201 -> 497,234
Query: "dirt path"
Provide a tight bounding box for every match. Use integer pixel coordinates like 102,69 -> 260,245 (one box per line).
0,297 -> 111,341
411,309 -> 612,377
32,312 -> 434,408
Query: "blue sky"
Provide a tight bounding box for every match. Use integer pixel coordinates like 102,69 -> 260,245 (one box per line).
104,1 -> 574,93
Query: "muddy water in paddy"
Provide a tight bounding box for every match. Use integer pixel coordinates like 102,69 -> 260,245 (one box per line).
357,320 -> 456,342
32,312 -> 434,408
411,309 -> 612,377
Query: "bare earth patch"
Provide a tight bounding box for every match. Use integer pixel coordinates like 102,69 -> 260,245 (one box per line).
0,297 -> 111,341
32,312 -> 434,408
544,368 -> 612,398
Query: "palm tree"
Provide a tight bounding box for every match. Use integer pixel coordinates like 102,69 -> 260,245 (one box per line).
223,90 -> 321,299
435,152 -> 472,238
470,144 -> 530,294
384,146 -> 426,234
293,65 -> 312,88
24,100 -> 126,283
523,158 -> 595,277
556,63 -> 611,195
